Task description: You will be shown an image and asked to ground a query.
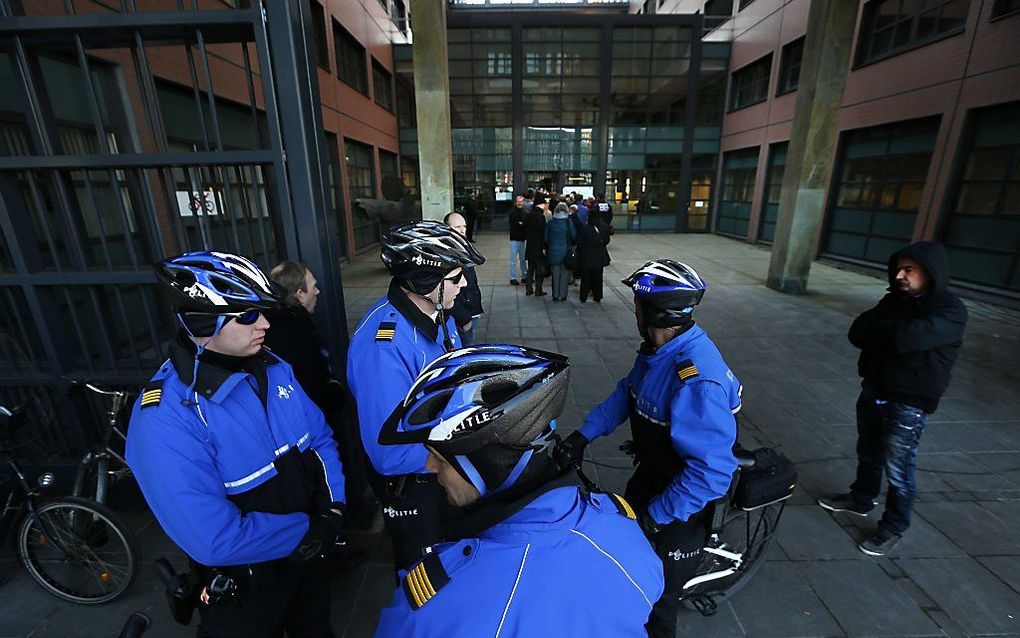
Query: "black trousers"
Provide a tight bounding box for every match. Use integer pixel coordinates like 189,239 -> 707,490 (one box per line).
323,400 -> 375,529
196,560 -> 332,638
525,258 -> 545,294
368,472 -> 449,572
579,267 -> 604,301
625,467 -> 712,638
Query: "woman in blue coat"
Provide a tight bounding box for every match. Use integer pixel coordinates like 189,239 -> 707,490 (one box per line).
545,202 -> 577,301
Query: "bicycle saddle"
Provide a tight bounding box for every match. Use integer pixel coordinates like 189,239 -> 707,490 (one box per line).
734,448 -> 756,469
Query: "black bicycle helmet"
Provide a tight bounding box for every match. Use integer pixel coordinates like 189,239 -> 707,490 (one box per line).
380,344 -> 569,496
380,221 -> 485,294
154,250 -> 285,314
623,259 -> 707,328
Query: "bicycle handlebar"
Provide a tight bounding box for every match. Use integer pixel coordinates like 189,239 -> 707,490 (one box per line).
84,383 -> 129,398
117,612 -> 150,638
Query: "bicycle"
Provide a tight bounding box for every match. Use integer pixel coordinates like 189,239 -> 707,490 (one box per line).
679,446 -> 795,616
0,403 -> 140,604
71,383 -> 134,506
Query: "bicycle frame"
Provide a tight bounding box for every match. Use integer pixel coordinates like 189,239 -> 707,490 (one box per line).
71,385 -> 132,505
1,455 -> 75,557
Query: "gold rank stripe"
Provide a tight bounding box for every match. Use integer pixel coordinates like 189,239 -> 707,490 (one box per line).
678,366 -> 698,379
614,493 -> 637,520
140,390 -> 161,404
406,563 -> 436,607
376,329 -> 395,338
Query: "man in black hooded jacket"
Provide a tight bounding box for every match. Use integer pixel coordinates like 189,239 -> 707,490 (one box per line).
819,241 -> 967,556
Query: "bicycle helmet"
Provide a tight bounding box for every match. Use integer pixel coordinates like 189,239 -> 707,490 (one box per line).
155,250 -> 285,314
623,259 -> 706,328
379,345 -> 569,497
380,221 -> 485,295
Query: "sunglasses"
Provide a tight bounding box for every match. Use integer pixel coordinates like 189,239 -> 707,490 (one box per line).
444,272 -> 464,285
186,309 -> 262,325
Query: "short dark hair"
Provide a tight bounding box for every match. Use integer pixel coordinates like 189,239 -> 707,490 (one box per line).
270,260 -> 309,306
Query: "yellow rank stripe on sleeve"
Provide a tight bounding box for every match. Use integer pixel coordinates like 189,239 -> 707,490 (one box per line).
406,562 -> 437,608
677,365 -> 699,381
612,493 -> 637,519
375,329 -> 395,340
140,389 -> 161,406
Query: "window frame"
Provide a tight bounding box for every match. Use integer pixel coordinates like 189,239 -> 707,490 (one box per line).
332,19 -> 369,95
372,58 -> 395,112
853,0 -> 970,69
727,53 -> 772,113
991,0 -> 1020,20
775,37 -> 804,97
309,0 -> 330,71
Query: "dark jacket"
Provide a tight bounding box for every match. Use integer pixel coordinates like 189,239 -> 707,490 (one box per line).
524,207 -> 547,262
576,220 -> 611,269
263,305 -> 334,411
545,213 -> 577,265
848,241 -> 968,413
509,205 -> 527,241
450,265 -> 483,327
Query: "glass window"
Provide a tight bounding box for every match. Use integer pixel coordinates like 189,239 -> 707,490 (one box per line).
344,139 -> 375,201
823,117 -> 940,264
758,142 -> 787,244
309,0 -> 330,69
372,60 -> 394,111
942,102 -> 1020,291
333,20 -> 368,94
716,147 -> 758,238
992,0 -> 1020,17
856,0 -> 970,66
391,0 -> 408,36
776,37 -> 804,96
729,54 -> 771,111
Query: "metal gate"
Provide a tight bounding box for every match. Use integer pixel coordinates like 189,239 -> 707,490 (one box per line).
0,1 -> 346,458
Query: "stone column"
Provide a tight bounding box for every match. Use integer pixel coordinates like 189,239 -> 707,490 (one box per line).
766,1 -> 858,293
409,0 -> 454,221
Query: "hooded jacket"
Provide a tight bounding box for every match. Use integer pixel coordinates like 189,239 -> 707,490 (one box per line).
848,241 -> 968,413
545,209 -> 577,265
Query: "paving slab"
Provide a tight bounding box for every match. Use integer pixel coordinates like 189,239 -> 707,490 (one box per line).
898,557 -> 1020,636
798,560 -> 942,636
776,505 -> 865,561
915,501 -> 1020,556
728,561 -> 844,637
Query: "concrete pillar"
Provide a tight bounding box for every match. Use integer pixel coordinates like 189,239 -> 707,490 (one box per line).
409,0 -> 454,221
766,1 -> 858,294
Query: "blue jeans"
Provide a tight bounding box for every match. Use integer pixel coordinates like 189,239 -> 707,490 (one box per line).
509,240 -> 527,281
850,390 -> 929,535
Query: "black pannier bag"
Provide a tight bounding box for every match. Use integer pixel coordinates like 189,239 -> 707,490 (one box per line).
733,448 -> 797,510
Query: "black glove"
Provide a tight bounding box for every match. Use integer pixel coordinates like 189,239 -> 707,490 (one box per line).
636,505 -> 663,539
290,507 -> 345,563
553,431 -> 589,470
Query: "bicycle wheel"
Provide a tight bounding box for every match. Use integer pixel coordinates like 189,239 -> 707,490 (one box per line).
17,496 -> 140,604
680,499 -> 784,612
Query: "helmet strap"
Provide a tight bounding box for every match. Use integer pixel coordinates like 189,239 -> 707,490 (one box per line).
180,314 -> 228,407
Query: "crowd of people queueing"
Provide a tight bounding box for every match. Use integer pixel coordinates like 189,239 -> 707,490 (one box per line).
508,189 -> 615,303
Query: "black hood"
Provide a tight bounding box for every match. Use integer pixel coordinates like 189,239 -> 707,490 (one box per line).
888,241 -> 950,295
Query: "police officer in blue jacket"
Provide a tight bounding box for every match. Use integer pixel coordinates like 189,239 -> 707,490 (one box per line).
554,259 -> 741,638
374,345 -> 664,637
346,221 -> 484,571
126,251 -> 347,638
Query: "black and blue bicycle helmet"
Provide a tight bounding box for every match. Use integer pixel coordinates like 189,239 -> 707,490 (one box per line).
379,345 -> 569,497
623,259 -> 707,328
154,250 -> 285,314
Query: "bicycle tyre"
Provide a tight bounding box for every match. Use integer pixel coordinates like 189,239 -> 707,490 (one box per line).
17,496 -> 141,604
680,500 -> 782,608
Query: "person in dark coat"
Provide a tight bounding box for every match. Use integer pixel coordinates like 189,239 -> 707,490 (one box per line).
524,194 -> 548,297
818,241 -> 967,556
545,202 -> 577,301
576,210 -> 611,303
462,192 -> 479,242
264,261 -> 376,531
445,212 -> 484,344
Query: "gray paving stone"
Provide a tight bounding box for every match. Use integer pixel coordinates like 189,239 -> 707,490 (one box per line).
776,505 -> 864,561
728,561 -> 843,637
899,557 -> 1020,635
915,501 -> 1020,555
675,601 -> 747,637
976,556 -> 1020,595
798,560 -> 941,636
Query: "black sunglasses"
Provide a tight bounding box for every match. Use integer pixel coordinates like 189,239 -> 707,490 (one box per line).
444,271 -> 464,285
186,309 -> 262,325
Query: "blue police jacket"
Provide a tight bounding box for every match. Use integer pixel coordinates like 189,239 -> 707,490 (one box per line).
125,339 -> 346,567
347,279 -> 461,476
374,485 -> 664,637
580,324 -> 741,525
